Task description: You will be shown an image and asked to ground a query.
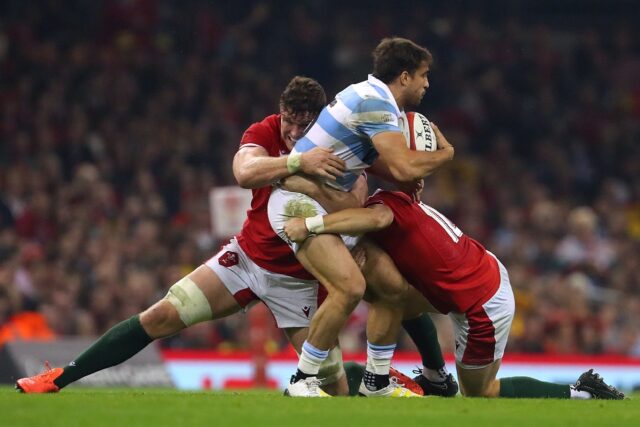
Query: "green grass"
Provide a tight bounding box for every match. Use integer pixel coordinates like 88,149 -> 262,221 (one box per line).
0,387 -> 637,427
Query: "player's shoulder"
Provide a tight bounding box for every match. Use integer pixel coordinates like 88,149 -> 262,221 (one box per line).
245,114 -> 280,134
241,114 -> 281,147
339,81 -> 393,108
366,189 -> 413,207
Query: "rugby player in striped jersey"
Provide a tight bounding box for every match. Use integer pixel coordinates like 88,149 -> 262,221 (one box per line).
268,37 -> 455,397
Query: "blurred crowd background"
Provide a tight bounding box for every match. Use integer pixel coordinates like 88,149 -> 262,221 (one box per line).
1,0 -> 639,357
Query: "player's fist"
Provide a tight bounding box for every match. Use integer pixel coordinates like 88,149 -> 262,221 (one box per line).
283,217 -> 309,243
431,123 -> 454,159
396,179 -> 424,202
299,147 -> 346,180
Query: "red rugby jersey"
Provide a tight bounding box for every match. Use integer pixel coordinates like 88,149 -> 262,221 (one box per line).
235,114 -> 313,280
365,190 -> 499,314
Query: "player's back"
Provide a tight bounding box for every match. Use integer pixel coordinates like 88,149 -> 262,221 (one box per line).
292,75 -> 402,191
366,191 -> 500,314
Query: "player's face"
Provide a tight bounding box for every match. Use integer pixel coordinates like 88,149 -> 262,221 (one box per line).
405,61 -> 430,109
280,111 -> 315,150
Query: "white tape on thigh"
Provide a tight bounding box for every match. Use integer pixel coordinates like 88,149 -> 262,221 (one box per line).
164,277 -> 213,326
317,346 -> 345,386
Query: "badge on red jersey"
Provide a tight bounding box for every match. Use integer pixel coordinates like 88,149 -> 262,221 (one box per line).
218,251 -> 239,268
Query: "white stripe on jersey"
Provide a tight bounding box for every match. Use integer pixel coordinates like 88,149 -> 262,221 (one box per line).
352,82 -> 382,101
304,122 -> 364,164
325,97 -> 352,129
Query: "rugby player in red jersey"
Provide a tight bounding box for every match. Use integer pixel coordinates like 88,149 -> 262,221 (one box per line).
282,188 -> 625,399
15,76 -> 358,395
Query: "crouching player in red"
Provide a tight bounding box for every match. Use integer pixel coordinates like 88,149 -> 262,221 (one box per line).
283,189 -> 625,399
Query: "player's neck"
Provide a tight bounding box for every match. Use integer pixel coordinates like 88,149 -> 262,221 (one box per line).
387,82 -> 407,111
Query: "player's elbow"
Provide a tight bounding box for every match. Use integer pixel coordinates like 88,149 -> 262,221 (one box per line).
233,168 -> 258,189
371,208 -> 394,230
389,166 -> 421,183
234,173 -> 253,189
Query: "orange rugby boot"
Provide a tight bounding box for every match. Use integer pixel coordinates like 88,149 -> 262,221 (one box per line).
15,361 -> 63,393
389,367 -> 424,396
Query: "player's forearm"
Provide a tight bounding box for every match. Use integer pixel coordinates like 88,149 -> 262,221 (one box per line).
313,176 -> 367,213
392,147 -> 454,182
308,186 -> 360,213
234,156 -> 292,189
319,208 -> 389,235
283,175 -> 367,212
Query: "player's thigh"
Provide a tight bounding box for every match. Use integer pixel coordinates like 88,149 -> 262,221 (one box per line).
456,359 -> 501,397
401,285 -> 440,319
296,234 -> 365,298
358,239 -> 408,304
253,265 -> 321,329
188,265 -> 244,318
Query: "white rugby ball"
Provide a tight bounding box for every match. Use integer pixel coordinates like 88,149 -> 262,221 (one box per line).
399,111 -> 437,152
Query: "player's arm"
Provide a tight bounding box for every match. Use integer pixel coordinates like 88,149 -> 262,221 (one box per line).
371,123 -> 454,182
283,204 -> 393,243
233,146 -> 346,189
367,161 -> 424,200
280,174 -> 368,212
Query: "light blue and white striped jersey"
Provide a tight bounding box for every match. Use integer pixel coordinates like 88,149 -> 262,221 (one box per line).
292,74 -> 403,191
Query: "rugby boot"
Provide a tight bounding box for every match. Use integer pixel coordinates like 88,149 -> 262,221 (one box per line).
284,376 -> 330,397
16,362 -> 63,393
358,376 -> 422,397
389,367 -> 424,396
412,368 -> 459,397
573,369 -> 625,400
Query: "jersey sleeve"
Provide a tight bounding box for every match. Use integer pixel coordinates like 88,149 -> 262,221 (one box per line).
364,191 -> 387,208
240,122 -> 271,150
351,97 -> 401,138
364,190 -> 412,208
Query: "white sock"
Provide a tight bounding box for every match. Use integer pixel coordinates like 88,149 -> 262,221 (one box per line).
298,341 -> 328,376
366,341 -> 396,375
423,365 -> 449,382
570,386 -> 592,399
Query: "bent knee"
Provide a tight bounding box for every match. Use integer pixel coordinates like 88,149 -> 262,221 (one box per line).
460,381 -> 500,398
330,278 -> 366,310
461,388 -> 495,398
140,300 -> 185,339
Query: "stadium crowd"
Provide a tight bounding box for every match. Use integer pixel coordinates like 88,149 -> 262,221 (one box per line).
1,0 -> 639,357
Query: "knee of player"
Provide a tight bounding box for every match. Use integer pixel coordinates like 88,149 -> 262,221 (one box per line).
334,278 -> 366,308
384,281 -> 409,305
161,276 -> 214,329
140,300 -> 184,337
460,383 -> 498,398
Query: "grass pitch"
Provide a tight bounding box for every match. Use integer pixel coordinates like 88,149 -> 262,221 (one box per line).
1,387 -> 637,427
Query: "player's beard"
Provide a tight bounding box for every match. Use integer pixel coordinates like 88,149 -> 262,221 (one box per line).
405,91 -> 425,110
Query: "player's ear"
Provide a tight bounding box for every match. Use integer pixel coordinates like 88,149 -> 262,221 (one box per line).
399,70 -> 410,86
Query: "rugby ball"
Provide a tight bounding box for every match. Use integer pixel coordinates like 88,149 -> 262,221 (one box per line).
399,111 -> 437,152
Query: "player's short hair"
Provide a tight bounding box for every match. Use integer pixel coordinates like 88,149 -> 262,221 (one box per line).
279,76 -> 326,117
372,37 -> 433,84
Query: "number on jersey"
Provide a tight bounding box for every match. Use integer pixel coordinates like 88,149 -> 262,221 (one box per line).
418,202 -> 463,242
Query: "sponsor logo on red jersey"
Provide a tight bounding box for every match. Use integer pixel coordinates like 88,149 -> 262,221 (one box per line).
219,251 -> 239,268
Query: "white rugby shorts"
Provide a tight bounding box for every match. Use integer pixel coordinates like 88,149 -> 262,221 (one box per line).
204,238 -> 320,328
449,257 -> 515,368
267,187 -> 359,253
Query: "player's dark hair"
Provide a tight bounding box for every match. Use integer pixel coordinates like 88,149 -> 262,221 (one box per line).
372,37 -> 433,84
279,76 -> 326,116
